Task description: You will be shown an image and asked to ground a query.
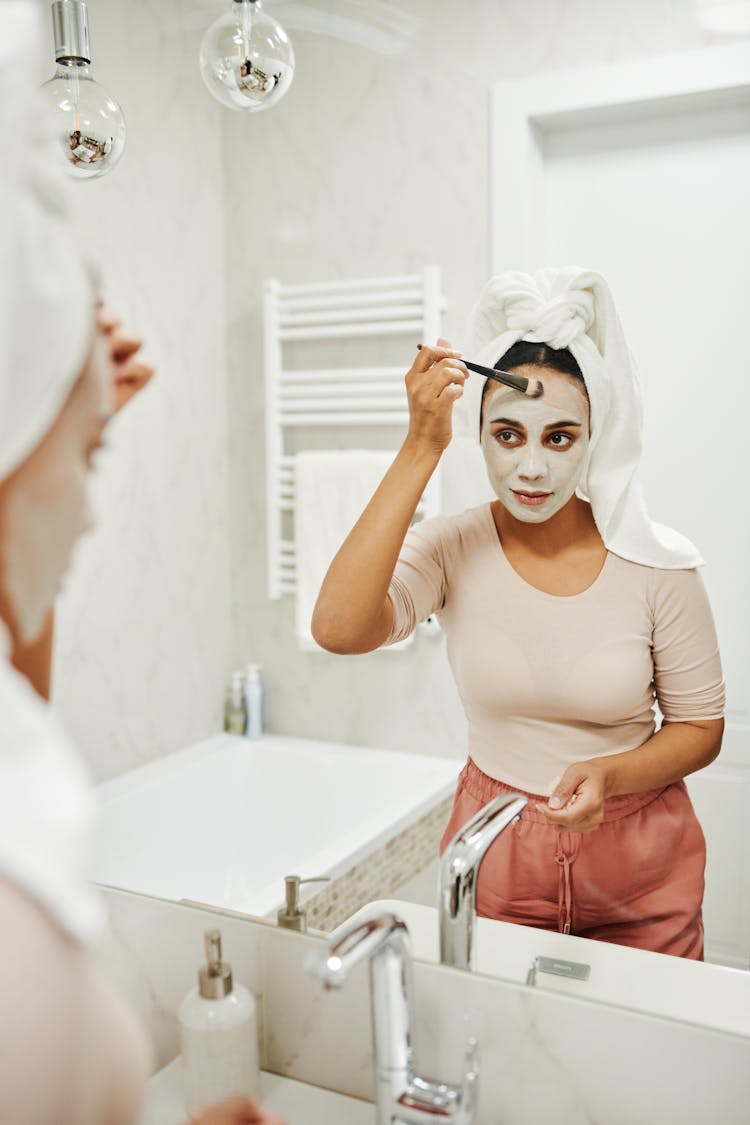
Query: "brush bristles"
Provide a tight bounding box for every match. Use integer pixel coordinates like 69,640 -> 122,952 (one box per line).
527,379 -> 544,398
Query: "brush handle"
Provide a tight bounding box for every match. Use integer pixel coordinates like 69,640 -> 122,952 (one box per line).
415,345 -> 536,396
461,358 -> 531,394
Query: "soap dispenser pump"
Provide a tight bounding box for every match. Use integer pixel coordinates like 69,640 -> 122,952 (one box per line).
277,874 -> 331,932
179,928 -> 260,1114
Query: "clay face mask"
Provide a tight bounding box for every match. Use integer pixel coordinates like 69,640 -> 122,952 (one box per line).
0,335 -> 111,645
480,374 -> 590,524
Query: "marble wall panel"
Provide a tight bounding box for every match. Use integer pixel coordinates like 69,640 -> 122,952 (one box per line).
46,0 -> 232,781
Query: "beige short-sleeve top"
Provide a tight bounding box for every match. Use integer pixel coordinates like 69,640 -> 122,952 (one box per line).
386,504 -> 725,794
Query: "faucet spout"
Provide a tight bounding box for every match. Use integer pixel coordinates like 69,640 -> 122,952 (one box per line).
439,792 -> 528,971
308,911 -> 415,1097
306,908 -> 479,1125
314,911 -> 408,987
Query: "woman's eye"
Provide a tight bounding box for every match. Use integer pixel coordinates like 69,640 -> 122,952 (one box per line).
548,432 -> 574,448
494,430 -> 520,444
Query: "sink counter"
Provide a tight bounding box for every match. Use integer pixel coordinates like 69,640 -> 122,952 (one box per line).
103,889 -> 750,1125
340,898 -> 750,1038
142,1059 -> 374,1125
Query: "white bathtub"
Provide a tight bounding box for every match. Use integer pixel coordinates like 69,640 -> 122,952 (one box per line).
92,733 -> 460,918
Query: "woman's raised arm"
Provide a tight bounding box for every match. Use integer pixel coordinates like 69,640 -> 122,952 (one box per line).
311,342 -> 466,654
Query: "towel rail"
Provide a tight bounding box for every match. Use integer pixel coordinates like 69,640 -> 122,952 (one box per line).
264,266 -> 446,600
281,411 -> 410,427
279,290 -> 423,315
279,389 -> 405,404
279,303 -> 424,327
279,367 -> 404,384
279,318 -> 424,342
281,398 -> 408,413
279,384 -> 406,400
278,272 -> 425,295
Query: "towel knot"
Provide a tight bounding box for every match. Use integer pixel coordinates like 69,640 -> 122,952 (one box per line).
502,277 -> 596,351
470,269 -> 597,356
507,291 -> 594,349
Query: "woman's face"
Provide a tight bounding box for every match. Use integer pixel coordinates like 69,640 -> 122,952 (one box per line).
0,332 -> 112,645
480,364 -> 590,524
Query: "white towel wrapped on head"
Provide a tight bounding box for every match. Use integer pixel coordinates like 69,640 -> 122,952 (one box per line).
294,450 -> 413,651
0,1 -> 101,945
0,3 -> 94,483
457,266 -> 702,570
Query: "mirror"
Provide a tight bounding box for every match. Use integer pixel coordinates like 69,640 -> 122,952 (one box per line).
34,1 -> 748,1041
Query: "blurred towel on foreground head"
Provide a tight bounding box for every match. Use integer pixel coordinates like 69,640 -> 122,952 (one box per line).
0,0 -> 95,482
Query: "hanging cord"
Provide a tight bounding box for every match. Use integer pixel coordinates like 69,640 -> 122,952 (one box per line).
554,832 -> 582,934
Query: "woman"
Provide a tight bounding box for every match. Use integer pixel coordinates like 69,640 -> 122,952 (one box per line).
312,267 -> 724,959
9,308 -> 154,699
0,4 -> 283,1121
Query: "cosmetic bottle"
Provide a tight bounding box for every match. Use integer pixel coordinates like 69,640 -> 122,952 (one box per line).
224,671 -> 247,735
243,664 -> 264,740
179,929 -> 260,1115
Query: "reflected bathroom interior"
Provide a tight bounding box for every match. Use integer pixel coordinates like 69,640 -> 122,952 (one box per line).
2,1 -> 750,1124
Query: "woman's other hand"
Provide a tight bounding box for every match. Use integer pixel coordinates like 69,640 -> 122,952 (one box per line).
405,337 -> 467,456
189,1094 -> 287,1125
7,303 -> 154,700
535,761 -> 607,833
97,306 -> 154,413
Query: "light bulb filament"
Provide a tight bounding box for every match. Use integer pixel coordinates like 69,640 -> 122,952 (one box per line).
70,68 -> 81,132
240,3 -> 252,57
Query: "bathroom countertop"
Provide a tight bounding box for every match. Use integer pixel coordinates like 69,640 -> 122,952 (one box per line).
345,898 -> 750,1039
142,1058 -> 374,1125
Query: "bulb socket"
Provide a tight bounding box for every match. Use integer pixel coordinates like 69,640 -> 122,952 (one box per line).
52,0 -> 91,64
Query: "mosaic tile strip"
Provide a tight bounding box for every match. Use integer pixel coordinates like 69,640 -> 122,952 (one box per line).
303,795 -> 453,932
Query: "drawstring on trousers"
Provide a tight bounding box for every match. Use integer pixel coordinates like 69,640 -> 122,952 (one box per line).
554,833 -> 581,934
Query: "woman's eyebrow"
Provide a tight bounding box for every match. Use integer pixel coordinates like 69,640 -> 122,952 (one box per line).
488,416 -> 583,428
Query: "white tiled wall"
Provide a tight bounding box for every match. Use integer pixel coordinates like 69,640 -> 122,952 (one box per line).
46,0 -> 232,780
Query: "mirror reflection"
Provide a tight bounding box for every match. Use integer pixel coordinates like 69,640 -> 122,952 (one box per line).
2,10 -> 748,1105
312,267 -> 724,963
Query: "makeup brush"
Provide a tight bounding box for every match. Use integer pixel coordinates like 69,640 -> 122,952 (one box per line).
461,358 -> 544,398
417,346 -> 544,398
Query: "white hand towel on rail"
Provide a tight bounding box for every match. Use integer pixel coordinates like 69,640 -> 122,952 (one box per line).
294,450 -> 413,652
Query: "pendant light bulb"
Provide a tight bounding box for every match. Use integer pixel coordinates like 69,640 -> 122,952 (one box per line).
199,0 -> 295,112
40,0 -> 126,180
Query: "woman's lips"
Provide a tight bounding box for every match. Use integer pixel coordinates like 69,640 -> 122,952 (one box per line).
512,490 -> 552,506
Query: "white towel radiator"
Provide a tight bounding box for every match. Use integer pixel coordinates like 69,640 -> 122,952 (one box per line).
263,267 -> 446,599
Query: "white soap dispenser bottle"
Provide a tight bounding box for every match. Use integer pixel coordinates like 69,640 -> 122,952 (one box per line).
179,928 -> 260,1115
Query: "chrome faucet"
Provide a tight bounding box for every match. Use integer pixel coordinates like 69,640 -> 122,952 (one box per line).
307,909 -> 479,1125
439,792 -> 528,971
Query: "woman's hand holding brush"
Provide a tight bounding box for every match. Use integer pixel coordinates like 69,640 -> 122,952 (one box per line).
409,339 -> 468,456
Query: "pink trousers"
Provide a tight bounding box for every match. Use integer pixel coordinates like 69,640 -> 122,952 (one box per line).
439,758 -> 706,960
